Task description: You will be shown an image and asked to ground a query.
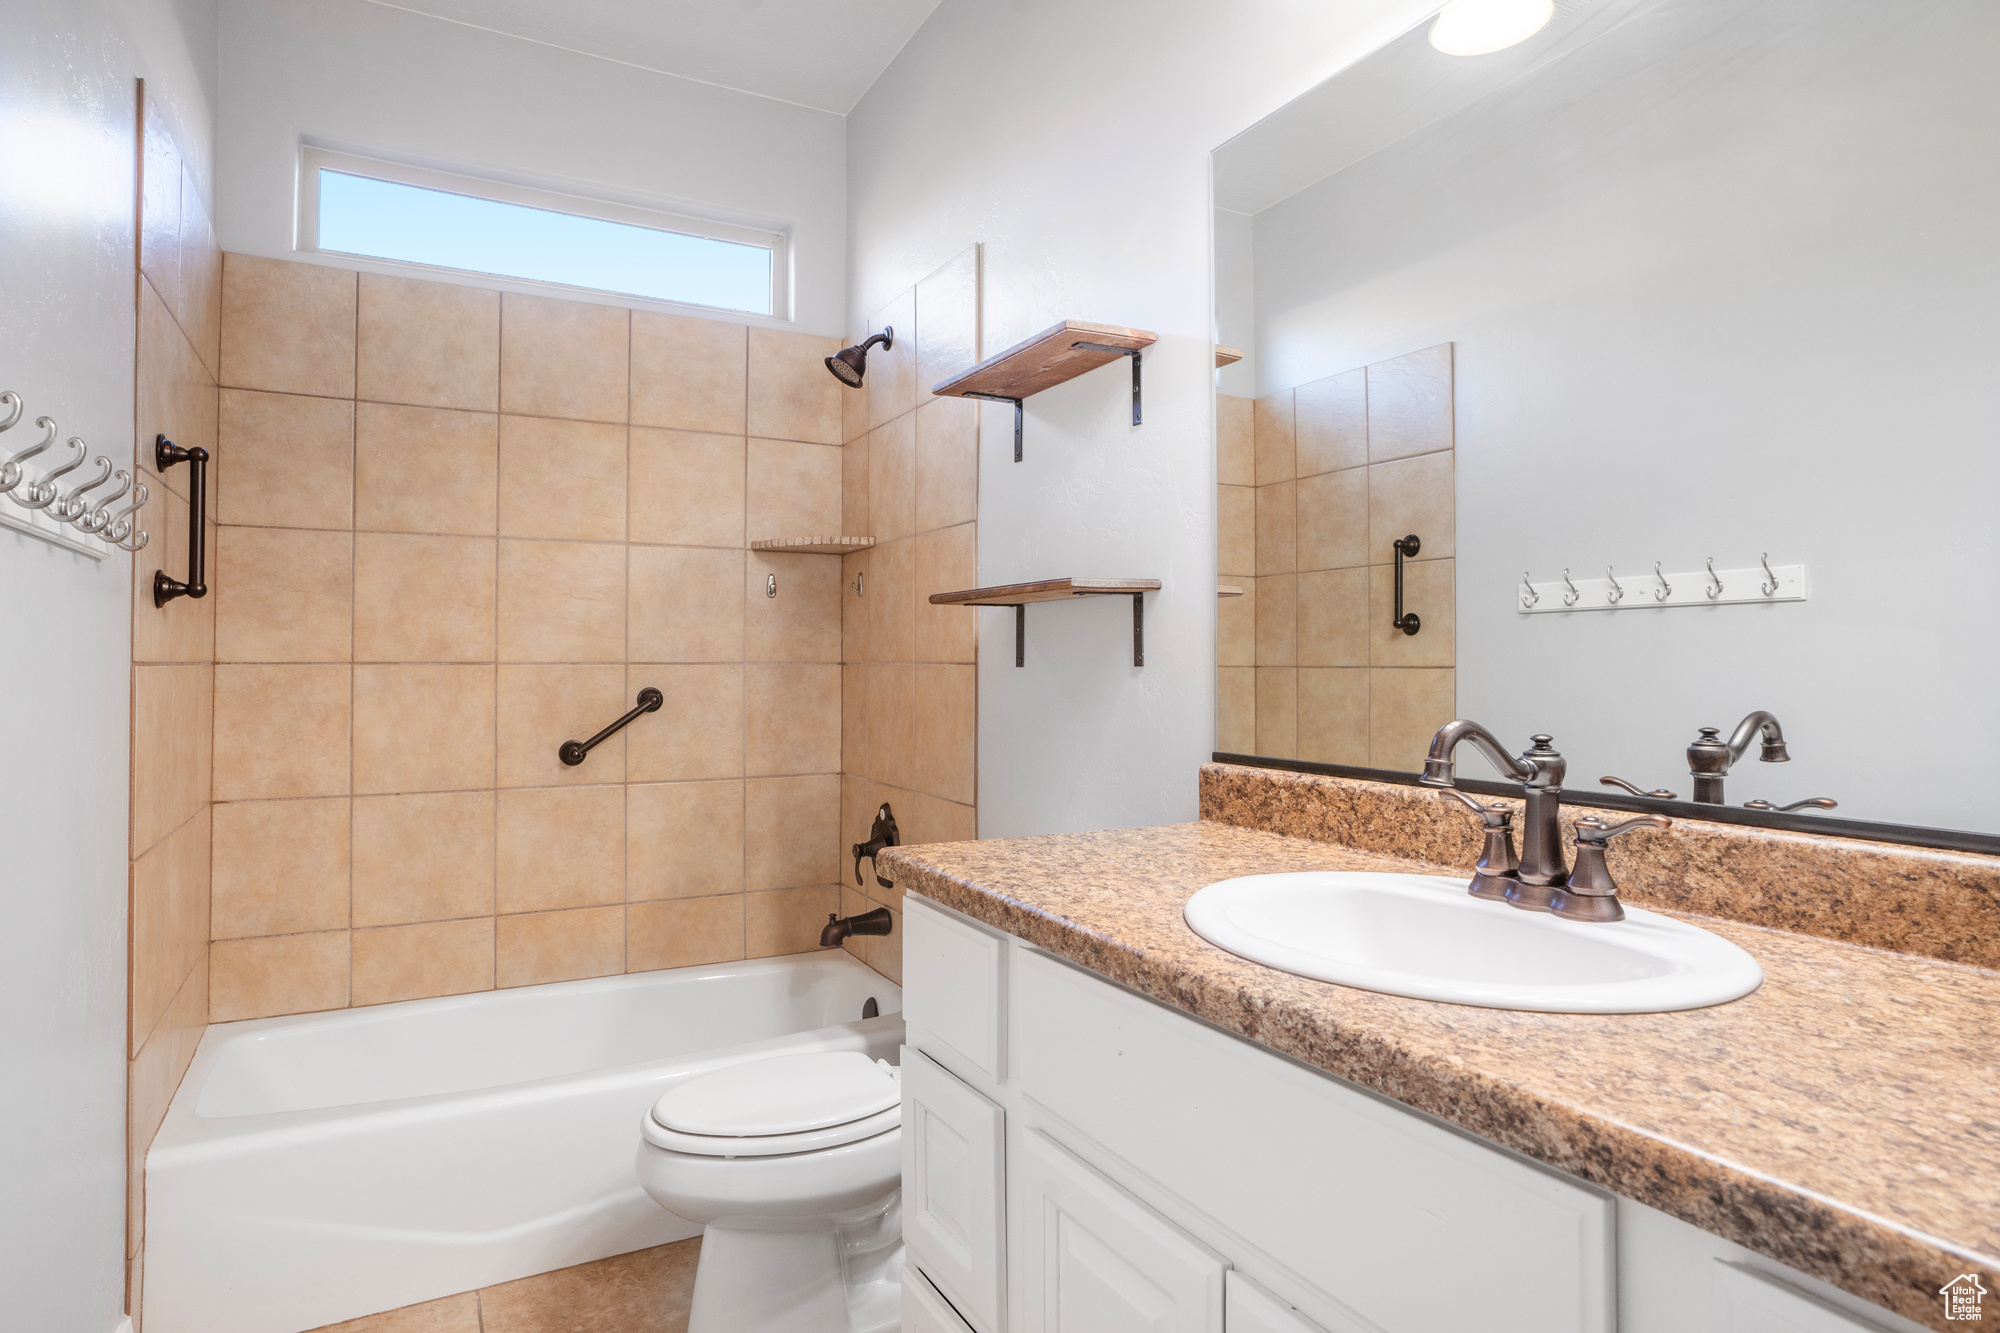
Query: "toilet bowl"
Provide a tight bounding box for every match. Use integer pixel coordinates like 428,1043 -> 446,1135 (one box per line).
635,1050 -> 903,1333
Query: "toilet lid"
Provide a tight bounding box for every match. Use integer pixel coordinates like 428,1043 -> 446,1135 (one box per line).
651,1051 -> 900,1138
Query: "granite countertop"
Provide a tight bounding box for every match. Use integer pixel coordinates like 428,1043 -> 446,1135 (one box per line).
880,821 -> 2000,1332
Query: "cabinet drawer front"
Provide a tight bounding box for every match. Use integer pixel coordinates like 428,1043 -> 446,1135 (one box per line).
1015,1128 -> 1227,1333
1714,1264 -> 1898,1333
1015,949 -> 1613,1333
905,896 -> 1007,1085
1227,1272 -> 1335,1333
905,1264 -> 978,1333
902,1047 -> 1006,1333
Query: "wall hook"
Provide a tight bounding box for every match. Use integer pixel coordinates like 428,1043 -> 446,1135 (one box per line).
1604,565 -> 1624,605
1705,557 -> 1724,600
78,470 -> 130,534
0,390 -> 22,434
852,571 -> 864,596
1759,552 -> 1779,597
766,573 -> 777,599
106,482 -> 148,548
1653,561 -> 1672,602
16,437 -> 87,510
1561,568 -> 1580,607
1,416 -> 58,494
1520,572 -> 1540,608
54,457 -> 113,524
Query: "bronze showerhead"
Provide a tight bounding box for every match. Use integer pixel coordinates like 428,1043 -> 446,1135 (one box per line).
825,328 -> 892,386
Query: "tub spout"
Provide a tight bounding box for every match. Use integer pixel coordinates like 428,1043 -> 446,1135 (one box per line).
821,907 -> 893,948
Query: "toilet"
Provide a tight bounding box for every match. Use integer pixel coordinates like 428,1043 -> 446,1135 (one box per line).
635,1050 -> 903,1333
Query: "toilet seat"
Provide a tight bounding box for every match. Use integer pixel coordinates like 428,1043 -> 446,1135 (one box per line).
645,1051 -> 902,1159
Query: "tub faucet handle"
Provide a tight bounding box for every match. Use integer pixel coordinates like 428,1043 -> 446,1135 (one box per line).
851,802 -> 899,889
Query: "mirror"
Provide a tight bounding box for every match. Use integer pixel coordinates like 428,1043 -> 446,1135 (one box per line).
1213,0 -> 2000,838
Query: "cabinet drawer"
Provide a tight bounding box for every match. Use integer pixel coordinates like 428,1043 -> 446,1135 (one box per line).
1227,1272 -> 1332,1333
1014,949 -> 1613,1333
902,1047 -> 1005,1333
1714,1264 -> 1897,1333
904,1264 -> 977,1333
904,896 -> 1007,1085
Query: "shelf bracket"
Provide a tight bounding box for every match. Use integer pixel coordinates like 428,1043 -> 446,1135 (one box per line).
963,391 -> 1026,462
1133,592 -> 1144,667
1070,342 -> 1142,426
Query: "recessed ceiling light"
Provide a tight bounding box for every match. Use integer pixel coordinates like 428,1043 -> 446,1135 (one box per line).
1429,0 -> 1555,55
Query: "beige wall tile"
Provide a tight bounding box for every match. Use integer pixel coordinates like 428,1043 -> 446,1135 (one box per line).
130,808 -> 210,1051
1298,567 -> 1369,667
746,438 -> 841,541
1217,394 -> 1255,487
865,414 -> 915,541
627,544 -> 743,662
1370,668 -> 1456,771
1366,344 -> 1453,462
1368,450 -> 1454,562
477,1239 -> 700,1333
627,897 -> 745,972
210,930 -> 350,1021
1295,468 -> 1369,572
351,790 -> 495,926
139,283 -> 202,499
840,547 -> 871,665
217,390 -> 354,530
353,534 -> 497,662
352,918 -> 495,1007
912,664 -> 975,805
220,253 -> 356,397
212,798 -> 350,939
1217,580 -> 1255,667
841,663 -> 866,776
133,662 -> 213,854
354,403 -> 498,537
498,416 -> 627,542
180,180 -> 223,378
746,551 -> 840,663
1254,390 -> 1295,486
746,884 -> 839,959
1216,666 -> 1256,754
352,664 -> 495,794
746,663 -> 840,776
631,311 -> 746,434
305,1291 -> 483,1333
895,789 -> 975,853
498,293 -> 628,423
1255,666 -> 1298,759
841,364 -> 870,445
745,774 -> 838,892
1218,484 -> 1255,578
914,523 -> 976,663
496,664 -> 628,788
629,428 -> 744,548
1295,367 -> 1367,477
496,785 -> 625,913
1255,481 -> 1295,575
915,246 -> 979,398
868,536 -> 915,664
914,397 -> 976,534
495,906 -> 623,987
1255,573 -> 1296,667
841,433 -> 869,536
498,540 -> 626,662
213,663 -> 349,801
215,527 -> 353,663
1298,668 -> 1371,767
746,327 -> 842,445
357,274 -> 499,411
129,947 -> 204,1254
628,781 -> 744,900
863,662 -> 912,789
133,475 -> 217,665
864,289 -> 916,429
1370,559 -> 1455,667
626,664 -> 743,781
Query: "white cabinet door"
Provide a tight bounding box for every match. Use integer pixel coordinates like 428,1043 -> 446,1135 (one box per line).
1014,1128 -> 1226,1333
905,1264 -> 978,1333
902,1047 -> 1006,1333
1226,1272 -> 1332,1333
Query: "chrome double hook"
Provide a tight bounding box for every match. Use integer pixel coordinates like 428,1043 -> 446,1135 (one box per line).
1520,572 -> 1540,608
1561,568 -> 1580,607
1,414 -> 57,494
1604,565 -> 1624,605
1653,561 -> 1672,602
1759,552 -> 1779,597
0,391 -> 148,549
1705,557 -> 1724,600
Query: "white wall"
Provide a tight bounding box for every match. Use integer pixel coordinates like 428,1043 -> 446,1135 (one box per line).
1246,0 -> 2000,831
216,0 -> 849,335
846,0 -> 1440,837
1,1 -> 212,1324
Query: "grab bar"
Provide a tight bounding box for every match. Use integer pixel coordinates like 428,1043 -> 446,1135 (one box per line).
559,688 -> 662,766
153,434 -> 209,606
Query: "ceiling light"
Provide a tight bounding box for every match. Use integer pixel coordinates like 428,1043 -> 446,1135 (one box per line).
1428,0 -> 1554,56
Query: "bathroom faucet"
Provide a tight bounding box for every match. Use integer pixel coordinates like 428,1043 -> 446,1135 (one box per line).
820,907 -> 893,948
1686,710 -> 1789,805
851,802 -> 899,889
1421,722 -> 1570,909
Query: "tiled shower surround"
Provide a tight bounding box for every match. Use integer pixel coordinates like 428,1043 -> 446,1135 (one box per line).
203,252 -> 971,1021
1217,343 -> 1457,769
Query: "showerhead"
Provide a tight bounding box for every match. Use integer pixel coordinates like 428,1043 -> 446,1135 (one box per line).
825,328 -> 892,387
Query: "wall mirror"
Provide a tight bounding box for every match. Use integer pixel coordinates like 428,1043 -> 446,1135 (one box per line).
1212,0 -> 1999,844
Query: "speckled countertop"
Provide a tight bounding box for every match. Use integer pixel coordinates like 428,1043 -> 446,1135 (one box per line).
880,821 -> 2000,1331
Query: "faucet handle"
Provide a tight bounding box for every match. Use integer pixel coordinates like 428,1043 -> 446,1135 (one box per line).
1744,796 -> 1837,813
1552,814 -> 1672,923
1435,789 -> 1521,901
1599,775 -> 1678,801
1574,813 -> 1673,845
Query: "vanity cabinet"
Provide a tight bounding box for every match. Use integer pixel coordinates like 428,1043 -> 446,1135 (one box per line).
901,1049 -> 1006,1333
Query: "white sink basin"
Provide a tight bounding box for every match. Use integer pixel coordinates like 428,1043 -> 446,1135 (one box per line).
1183,872 -> 1763,1013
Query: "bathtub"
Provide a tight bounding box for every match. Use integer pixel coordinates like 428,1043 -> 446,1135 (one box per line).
144,952 -> 902,1333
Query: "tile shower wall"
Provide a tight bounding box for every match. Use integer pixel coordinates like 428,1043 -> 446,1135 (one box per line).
836,246 -> 983,983
208,254 -> 852,1020
1217,344 -> 1456,770
129,83 -> 222,1326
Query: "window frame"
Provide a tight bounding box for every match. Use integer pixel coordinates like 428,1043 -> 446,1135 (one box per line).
297,146 -> 790,319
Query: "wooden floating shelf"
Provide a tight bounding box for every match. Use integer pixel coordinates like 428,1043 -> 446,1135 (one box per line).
929,578 -> 1162,667
1215,346 -> 1245,368
750,536 -> 876,555
931,320 -> 1159,462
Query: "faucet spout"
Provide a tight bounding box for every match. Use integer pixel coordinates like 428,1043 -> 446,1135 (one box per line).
1725,710 -> 1790,765
1421,721 -> 1571,893
1687,710 -> 1790,803
1420,719 -> 1539,787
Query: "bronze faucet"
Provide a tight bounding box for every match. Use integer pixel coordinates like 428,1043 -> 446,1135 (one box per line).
1422,722 -> 1569,909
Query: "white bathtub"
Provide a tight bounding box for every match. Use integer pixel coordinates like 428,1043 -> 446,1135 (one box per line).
145,952 -> 902,1333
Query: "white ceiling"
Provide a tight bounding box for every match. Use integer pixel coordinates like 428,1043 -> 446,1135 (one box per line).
369,0 -> 943,113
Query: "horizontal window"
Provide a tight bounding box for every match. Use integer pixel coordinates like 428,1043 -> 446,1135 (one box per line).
300,149 -> 783,317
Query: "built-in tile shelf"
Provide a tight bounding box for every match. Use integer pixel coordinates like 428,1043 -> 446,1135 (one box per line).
750,536 -> 877,555
930,578 -> 1163,668
932,320 -> 1158,462
1215,346 -> 1244,368
1219,583 -> 1244,597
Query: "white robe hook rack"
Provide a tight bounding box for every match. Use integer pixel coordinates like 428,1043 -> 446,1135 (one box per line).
1520,555 -> 1805,613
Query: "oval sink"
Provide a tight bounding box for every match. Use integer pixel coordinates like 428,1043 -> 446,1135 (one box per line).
1183,872 -> 1762,1013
